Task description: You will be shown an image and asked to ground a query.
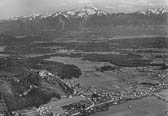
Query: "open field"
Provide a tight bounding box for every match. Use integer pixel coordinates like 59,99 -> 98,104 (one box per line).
46,55 -> 154,91
47,56 -> 107,71
158,89 -> 168,101
90,97 -> 168,116
42,96 -> 85,114
47,56 -> 132,89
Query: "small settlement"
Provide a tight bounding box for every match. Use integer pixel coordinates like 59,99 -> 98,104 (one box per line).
1,67 -> 168,116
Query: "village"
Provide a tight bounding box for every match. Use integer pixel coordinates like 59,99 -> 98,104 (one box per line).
0,61 -> 168,116
20,79 -> 168,116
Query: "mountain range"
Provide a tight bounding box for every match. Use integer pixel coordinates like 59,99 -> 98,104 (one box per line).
0,5 -> 168,37
12,5 -> 109,20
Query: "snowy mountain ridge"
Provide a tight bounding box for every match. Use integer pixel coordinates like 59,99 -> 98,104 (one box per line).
137,8 -> 168,16
11,5 -> 109,21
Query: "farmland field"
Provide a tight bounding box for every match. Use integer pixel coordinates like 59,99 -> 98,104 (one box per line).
90,97 -> 168,116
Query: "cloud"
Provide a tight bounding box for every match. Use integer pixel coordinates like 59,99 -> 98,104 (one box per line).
104,0 -> 168,12
105,6 -> 113,9
78,0 -> 93,4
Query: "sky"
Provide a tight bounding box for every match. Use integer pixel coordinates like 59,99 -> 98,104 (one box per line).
0,0 -> 168,19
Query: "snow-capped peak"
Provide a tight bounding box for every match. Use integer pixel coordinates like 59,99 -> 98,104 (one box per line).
82,4 -> 98,11
137,8 -> 168,16
41,5 -> 108,19
65,5 -> 108,18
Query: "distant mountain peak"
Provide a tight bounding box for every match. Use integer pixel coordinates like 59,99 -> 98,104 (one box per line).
55,5 -> 109,19
137,8 -> 168,16
82,4 -> 98,10
74,5 -> 108,18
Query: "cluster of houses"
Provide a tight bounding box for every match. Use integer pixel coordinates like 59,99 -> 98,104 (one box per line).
35,106 -> 52,116
61,100 -> 92,116
0,95 -> 11,116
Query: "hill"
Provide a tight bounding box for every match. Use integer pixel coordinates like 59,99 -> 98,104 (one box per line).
0,55 -> 82,111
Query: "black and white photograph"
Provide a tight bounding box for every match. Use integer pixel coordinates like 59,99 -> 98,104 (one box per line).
0,0 -> 168,116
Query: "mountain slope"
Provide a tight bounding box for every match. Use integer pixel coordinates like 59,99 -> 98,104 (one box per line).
0,6 -> 168,36
0,56 -> 75,110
